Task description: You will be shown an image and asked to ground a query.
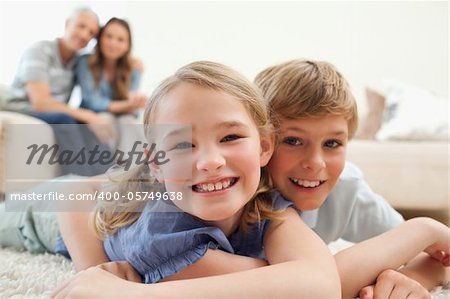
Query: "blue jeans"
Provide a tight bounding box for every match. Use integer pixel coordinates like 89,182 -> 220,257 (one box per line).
27,112 -> 114,176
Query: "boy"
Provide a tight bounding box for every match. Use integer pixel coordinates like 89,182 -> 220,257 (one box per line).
254,59 -> 448,299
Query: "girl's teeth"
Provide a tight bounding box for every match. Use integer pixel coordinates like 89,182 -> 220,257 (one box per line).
196,179 -> 233,192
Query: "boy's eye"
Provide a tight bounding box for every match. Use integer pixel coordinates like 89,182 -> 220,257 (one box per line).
324,140 -> 340,148
283,137 -> 302,146
221,134 -> 241,142
172,142 -> 193,150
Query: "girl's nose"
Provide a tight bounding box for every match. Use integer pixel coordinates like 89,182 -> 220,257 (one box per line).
195,147 -> 225,173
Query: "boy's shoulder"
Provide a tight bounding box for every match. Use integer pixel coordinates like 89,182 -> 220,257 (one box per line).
338,161 -> 364,182
326,161 -> 367,204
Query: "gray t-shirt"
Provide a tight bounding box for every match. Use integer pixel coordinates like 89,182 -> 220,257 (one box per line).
274,161 -> 404,244
3,39 -> 75,112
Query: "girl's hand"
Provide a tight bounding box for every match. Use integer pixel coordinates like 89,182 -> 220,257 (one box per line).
359,269 -> 430,299
51,267 -> 141,299
97,261 -> 142,282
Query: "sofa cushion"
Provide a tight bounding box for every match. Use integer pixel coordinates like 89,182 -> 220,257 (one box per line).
347,140 -> 449,211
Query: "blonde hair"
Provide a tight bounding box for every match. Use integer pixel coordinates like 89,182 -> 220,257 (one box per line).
255,59 -> 358,138
94,61 -> 281,238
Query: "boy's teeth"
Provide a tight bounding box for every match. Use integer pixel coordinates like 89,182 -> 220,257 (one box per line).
196,178 -> 233,192
291,178 -> 321,188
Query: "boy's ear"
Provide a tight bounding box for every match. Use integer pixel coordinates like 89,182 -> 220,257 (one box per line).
259,129 -> 275,167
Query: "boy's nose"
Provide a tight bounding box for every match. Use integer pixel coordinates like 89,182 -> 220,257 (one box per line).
300,150 -> 326,171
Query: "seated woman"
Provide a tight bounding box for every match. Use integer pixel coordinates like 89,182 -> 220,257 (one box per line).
75,17 -> 147,153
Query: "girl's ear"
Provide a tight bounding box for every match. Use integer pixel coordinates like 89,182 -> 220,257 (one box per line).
145,148 -> 164,183
259,130 -> 275,167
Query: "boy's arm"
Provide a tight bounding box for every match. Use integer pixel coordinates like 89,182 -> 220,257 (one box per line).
335,217 -> 450,299
359,253 -> 449,299
398,252 -> 450,289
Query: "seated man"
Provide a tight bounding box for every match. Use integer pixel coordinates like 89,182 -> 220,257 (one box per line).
3,7 -> 115,176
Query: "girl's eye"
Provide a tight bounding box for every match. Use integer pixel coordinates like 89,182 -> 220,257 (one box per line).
283,137 -> 302,146
324,140 -> 341,148
221,134 -> 241,142
173,142 -> 193,150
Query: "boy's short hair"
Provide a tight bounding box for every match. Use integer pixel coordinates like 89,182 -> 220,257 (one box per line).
255,59 -> 358,138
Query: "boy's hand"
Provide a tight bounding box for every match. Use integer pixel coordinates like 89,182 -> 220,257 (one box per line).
424,244 -> 450,267
423,219 -> 450,266
97,261 -> 142,283
359,269 -> 430,299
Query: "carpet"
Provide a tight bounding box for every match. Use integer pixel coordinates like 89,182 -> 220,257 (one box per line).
0,240 -> 449,298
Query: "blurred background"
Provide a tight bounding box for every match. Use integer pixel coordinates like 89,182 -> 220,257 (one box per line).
0,1 -> 447,110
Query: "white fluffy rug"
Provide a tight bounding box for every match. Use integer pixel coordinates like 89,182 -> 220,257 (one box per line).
0,240 -> 449,299
0,248 -> 75,299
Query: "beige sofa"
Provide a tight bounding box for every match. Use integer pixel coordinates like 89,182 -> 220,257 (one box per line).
0,84 -> 62,194
0,111 -> 62,194
347,140 -> 449,224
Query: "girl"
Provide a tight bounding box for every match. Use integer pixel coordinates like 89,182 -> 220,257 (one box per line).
75,17 -> 147,152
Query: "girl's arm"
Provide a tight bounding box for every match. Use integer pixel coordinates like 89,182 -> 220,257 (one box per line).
53,207 -> 341,299
56,175 -> 109,271
335,217 -> 450,298
162,206 -> 340,295
162,206 -> 340,289
57,211 -> 109,271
